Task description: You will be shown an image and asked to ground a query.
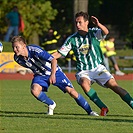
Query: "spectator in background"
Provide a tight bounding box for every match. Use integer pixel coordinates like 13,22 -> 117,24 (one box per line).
41,28 -> 60,54
105,36 -> 125,76
100,39 -> 110,71
4,6 -> 20,42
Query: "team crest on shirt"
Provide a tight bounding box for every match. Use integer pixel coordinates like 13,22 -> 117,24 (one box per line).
79,44 -> 90,55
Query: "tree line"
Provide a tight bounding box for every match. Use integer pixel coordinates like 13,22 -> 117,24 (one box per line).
0,0 -> 133,46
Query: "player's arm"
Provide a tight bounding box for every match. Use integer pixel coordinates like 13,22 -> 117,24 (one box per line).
36,48 -> 57,84
49,57 -> 57,84
91,16 -> 109,35
52,51 -> 62,59
52,39 -> 72,59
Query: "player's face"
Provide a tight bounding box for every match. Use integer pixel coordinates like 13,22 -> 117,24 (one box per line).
12,41 -> 26,56
75,16 -> 88,32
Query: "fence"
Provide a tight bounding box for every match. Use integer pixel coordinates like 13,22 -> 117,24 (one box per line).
0,52 -> 132,73
62,56 -> 133,73
114,56 -> 133,71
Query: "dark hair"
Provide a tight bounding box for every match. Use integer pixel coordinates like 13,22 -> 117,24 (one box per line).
11,36 -> 27,44
75,11 -> 89,21
13,6 -> 18,9
106,34 -> 115,40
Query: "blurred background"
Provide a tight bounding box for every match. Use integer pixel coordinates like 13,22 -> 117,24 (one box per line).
0,0 -> 133,73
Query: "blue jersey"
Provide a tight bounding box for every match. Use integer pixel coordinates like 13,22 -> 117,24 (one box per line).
14,44 -> 73,92
14,44 -> 60,76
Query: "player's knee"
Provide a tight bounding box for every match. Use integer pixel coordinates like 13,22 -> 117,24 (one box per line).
66,87 -> 78,98
80,78 -> 90,88
31,84 -> 41,97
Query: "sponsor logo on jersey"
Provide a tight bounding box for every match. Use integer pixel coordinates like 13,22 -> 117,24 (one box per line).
79,44 -> 90,54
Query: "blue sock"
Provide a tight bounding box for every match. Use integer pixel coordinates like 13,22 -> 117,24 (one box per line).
75,94 -> 92,114
37,91 -> 54,106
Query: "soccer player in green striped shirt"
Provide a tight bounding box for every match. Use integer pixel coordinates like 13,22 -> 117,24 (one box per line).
53,11 -> 133,116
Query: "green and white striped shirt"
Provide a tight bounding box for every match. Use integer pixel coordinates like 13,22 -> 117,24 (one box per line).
58,28 -> 105,71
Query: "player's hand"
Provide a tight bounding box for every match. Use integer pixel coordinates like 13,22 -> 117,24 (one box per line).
91,16 -> 99,26
49,74 -> 56,84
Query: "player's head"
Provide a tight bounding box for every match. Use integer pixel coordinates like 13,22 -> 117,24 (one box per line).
11,36 -> 27,44
11,36 -> 27,56
75,11 -> 89,21
75,11 -> 89,32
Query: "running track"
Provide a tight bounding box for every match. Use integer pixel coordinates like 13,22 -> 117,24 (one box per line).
0,73 -> 133,80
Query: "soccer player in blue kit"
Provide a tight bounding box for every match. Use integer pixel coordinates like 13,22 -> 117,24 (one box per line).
11,35 -> 99,116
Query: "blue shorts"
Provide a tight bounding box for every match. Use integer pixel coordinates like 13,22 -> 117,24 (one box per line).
31,70 -> 73,93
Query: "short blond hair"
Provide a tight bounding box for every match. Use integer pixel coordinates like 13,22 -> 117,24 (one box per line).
11,36 -> 27,44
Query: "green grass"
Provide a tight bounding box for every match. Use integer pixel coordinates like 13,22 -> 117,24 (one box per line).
1,41 -> 12,52
0,80 -> 133,133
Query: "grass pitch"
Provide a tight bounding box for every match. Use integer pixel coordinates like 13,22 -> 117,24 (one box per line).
0,80 -> 133,133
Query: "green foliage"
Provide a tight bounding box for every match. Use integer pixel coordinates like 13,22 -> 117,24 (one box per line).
50,0 -> 73,34
1,0 -> 133,44
1,41 -> 12,52
88,0 -> 102,16
100,0 -> 133,43
0,0 -> 58,41
1,80 -> 133,133
126,17 -> 133,42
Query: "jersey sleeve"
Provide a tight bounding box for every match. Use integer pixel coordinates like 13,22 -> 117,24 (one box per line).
90,28 -> 106,41
28,45 -> 54,62
38,50 -> 54,62
58,37 -> 72,57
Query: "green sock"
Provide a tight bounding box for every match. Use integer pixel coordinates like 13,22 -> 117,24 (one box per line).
86,88 -> 107,109
122,93 -> 133,109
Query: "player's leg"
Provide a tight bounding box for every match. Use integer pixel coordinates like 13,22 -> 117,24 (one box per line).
31,83 -> 54,105
54,70 -> 99,116
31,75 -> 56,115
76,71 -> 108,116
80,78 -> 108,115
96,64 -> 133,109
65,86 -> 99,116
31,83 -> 56,115
105,78 -> 133,109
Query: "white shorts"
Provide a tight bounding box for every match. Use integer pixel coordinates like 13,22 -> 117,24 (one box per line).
75,64 -> 114,88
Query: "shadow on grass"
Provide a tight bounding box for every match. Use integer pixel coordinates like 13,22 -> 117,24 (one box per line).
0,110 -> 133,123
